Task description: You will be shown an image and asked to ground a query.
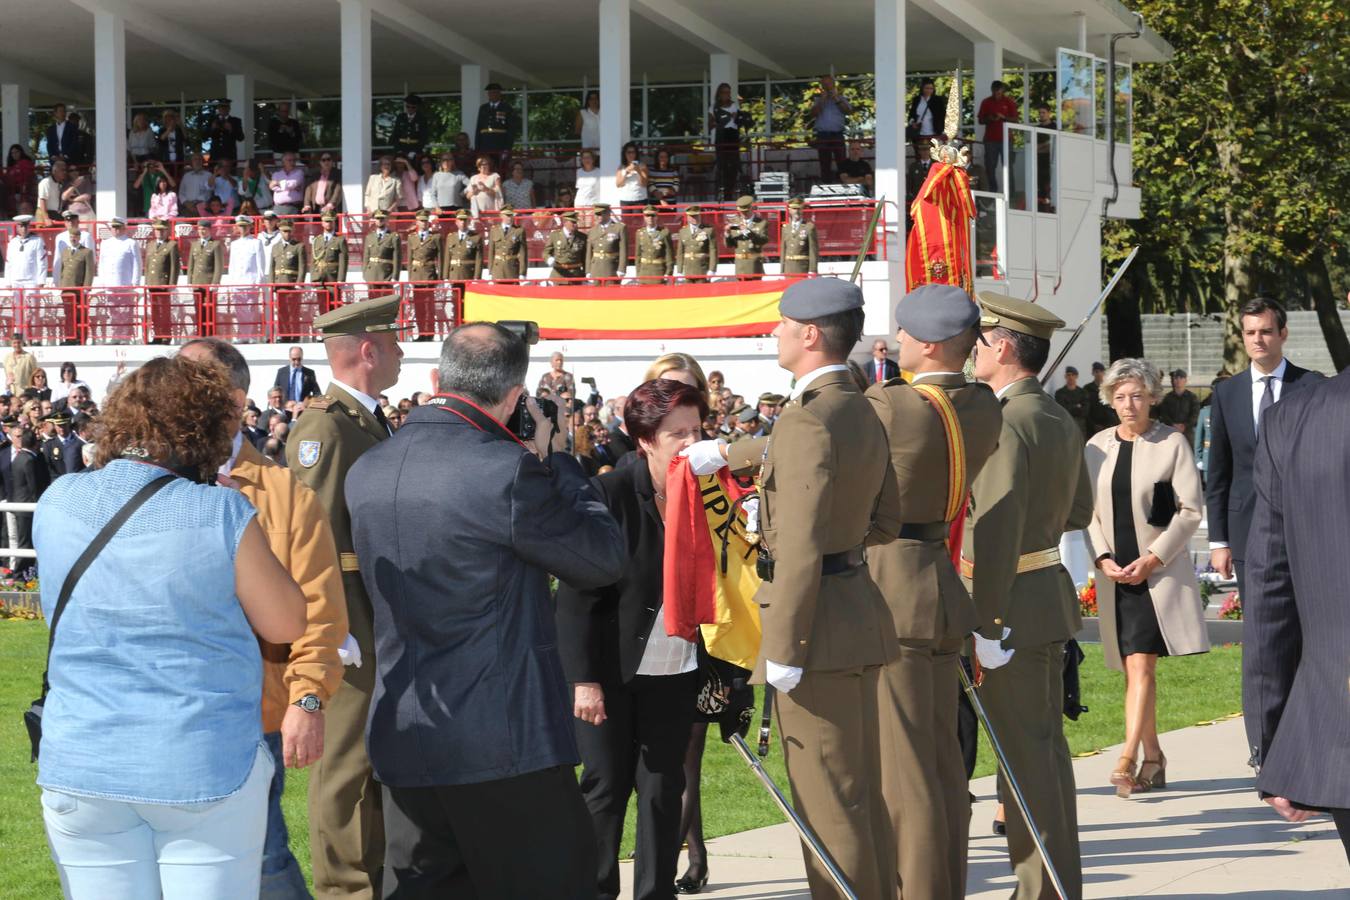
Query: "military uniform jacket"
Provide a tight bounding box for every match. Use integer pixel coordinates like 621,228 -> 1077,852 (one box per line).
187,239 -> 224,285
547,228 -> 588,279
269,239 -> 306,284
1156,389 -> 1201,438
779,219 -> 818,274
487,224 -> 528,279
442,230 -> 482,281
142,240 -> 179,287
726,370 -> 899,671
286,384 -> 390,663
865,374 -> 1002,640
406,230 -> 442,282
725,215 -> 769,275
57,245 -> 95,288
309,231 -> 348,283
962,377 -> 1093,648
41,435 -> 67,479
634,226 -> 674,281
1054,384 -> 1091,437
362,229 -> 402,283
676,225 -> 715,277
586,221 -> 627,279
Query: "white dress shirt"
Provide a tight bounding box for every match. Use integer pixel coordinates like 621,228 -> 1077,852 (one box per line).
1250,358 -> 1287,436
911,370 -> 962,384
52,230 -> 93,286
94,236 -> 143,286
5,235 -> 48,286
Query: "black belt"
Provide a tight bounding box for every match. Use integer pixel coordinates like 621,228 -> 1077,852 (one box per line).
820,546 -> 866,576
897,522 -> 948,542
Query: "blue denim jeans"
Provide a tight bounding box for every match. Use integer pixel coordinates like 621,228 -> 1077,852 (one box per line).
261,731 -> 313,900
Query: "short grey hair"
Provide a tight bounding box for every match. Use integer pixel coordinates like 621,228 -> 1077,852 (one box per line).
182,337 -> 251,392
1100,358 -> 1162,405
438,323 -> 529,407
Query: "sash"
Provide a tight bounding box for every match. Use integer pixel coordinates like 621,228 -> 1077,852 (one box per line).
912,382 -> 969,559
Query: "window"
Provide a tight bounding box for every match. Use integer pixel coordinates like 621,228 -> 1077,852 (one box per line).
973,193 -> 1002,279
1114,64 -> 1133,144
646,84 -> 704,139
1035,129 -> 1056,213
1025,69 -> 1057,126
1006,127 -> 1030,209
1057,50 -> 1094,136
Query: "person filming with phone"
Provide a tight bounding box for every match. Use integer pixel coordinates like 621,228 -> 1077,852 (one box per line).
345,321 -> 626,899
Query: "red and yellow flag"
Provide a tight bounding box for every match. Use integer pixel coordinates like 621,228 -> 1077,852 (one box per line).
905,162 -> 976,294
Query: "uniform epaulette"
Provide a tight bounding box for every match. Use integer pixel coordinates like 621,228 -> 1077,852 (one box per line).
307,395 -> 335,411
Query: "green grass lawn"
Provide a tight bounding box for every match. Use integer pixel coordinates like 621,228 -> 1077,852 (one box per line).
0,620 -> 1241,898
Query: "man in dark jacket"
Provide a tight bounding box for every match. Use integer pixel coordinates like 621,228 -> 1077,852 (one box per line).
11,428 -> 49,573
273,346 -> 321,403
345,322 -> 624,899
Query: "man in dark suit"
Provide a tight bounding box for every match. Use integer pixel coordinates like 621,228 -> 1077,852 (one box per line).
863,338 -> 901,385
204,100 -> 245,162
345,322 -> 624,898
11,428 -> 50,572
1244,369 -> 1350,858
1205,297 -> 1322,597
65,412 -> 92,474
44,103 -> 80,161
273,346 -> 321,404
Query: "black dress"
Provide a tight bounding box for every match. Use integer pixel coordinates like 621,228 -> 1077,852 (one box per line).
1111,439 -> 1169,657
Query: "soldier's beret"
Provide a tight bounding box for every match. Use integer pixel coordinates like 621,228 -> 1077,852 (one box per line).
312,293 -> 403,339
454,209 -> 471,220
500,205 -> 516,215
1092,361 -> 1106,372
684,205 -> 702,215
735,195 -> 755,209
642,204 -> 659,214
779,277 -> 863,321
12,214 -> 33,224
894,284 -> 980,342
560,210 -> 579,222
320,211 -> 337,222
0,416 -> 17,427
592,202 -> 611,212
371,209 -> 389,220
235,215 -> 253,226
976,291 -> 1064,340
1065,365 -> 1079,376
736,406 -> 759,424
787,197 -> 805,209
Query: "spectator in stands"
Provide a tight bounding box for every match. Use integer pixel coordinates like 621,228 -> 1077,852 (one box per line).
647,148 -> 679,206
836,142 -> 874,195
242,408 -> 266,449
615,142 -> 649,209
128,112 -> 157,163
417,155 -> 438,210
395,157 -> 421,212
429,153 -> 467,213
503,161 -> 536,210
45,104 -> 78,162
907,77 -> 946,170
157,109 -> 190,167
977,80 -> 1018,193
33,356 -> 306,900
466,156 -> 503,219
538,351 -> 575,397
53,384 -> 90,417
133,159 -> 176,217
451,131 -> 476,175
50,362 -> 87,405
66,113 -> 93,167
811,74 -> 853,184
268,152 -> 305,215
239,159 -> 273,213
205,99 -> 245,162
555,185 -> 576,213
391,93 -> 429,163
62,166 -> 95,221
4,334 -> 36,396
267,102 -> 303,156
209,160 -> 239,216
708,83 -> 748,201
146,170 -> 178,219
177,153 -> 213,217
364,155 -> 401,214
302,152 -> 344,215
3,145 -> 36,215
574,149 -> 602,212
474,82 -> 518,169
36,159 -> 69,224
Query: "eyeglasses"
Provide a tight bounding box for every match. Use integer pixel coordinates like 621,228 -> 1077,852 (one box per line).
320,156 -> 332,162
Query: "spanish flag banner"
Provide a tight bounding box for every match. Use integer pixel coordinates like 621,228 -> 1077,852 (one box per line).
461,280 -> 784,340
905,160 -> 976,294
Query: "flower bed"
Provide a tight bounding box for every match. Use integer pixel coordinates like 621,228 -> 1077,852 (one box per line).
0,570 -> 40,620
1079,576 -> 1097,618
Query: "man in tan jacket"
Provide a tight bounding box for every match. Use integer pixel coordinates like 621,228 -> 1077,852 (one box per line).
180,337 -> 349,899
866,284 -> 1003,896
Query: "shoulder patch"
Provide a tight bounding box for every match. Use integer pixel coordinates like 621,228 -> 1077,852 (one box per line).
297,440 -> 321,468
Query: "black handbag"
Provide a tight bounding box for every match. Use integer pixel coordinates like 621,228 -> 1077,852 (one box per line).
24,475 -> 173,762
1147,480 -> 1178,528
1062,639 -> 1089,721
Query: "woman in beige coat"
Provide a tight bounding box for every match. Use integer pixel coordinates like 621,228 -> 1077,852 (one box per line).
1084,358 -> 1209,799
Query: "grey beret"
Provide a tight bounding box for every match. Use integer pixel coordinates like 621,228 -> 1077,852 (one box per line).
736,406 -> 759,424
1065,366 -> 1079,376
894,284 -> 979,342
779,277 -> 864,321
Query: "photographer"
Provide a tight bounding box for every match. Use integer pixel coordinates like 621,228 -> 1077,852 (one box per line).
345,322 -> 625,899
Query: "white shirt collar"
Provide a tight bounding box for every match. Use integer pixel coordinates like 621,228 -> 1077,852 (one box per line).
788,364 -> 848,401
912,370 -> 962,383
994,376 -> 1036,400
1251,358 -> 1287,381
330,378 -> 379,416
219,431 -> 244,477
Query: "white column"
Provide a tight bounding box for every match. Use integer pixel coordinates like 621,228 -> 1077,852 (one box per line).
339,0 -> 372,216
598,0 -> 631,186
973,41 -> 1004,140
94,10 -> 128,220
460,64 -> 485,140
709,53 -> 738,103
1,84 -> 30,158
1076,13 -> 1088,52
872,0 -> 905,333
225,73 -> 255,159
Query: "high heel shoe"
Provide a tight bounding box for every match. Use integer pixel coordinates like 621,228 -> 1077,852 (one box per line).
675,868 -> 709,894
1111,755 -> 1138,799
992,802 -> 1006,835
1137,754 -> 1167,791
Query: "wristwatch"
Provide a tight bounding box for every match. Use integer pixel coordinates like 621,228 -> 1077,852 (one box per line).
293,694 -> 322,713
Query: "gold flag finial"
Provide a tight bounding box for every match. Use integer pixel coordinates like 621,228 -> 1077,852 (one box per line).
930,69 -> 970,169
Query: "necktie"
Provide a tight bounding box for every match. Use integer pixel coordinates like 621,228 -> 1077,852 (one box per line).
1258,375 -> 1275,430
373,404 -> 392,436
875,362 -> 884,383
290,368 -> 301,402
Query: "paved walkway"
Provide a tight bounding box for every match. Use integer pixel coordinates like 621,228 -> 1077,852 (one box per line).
618,716 -> 1348,898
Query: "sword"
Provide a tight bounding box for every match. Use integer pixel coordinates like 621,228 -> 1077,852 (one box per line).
958,662 -> 1069,900
1040,246 -> 1140,385
757,685 -> 775,757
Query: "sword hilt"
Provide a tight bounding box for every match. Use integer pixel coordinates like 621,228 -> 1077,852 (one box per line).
757,685 -> 775,757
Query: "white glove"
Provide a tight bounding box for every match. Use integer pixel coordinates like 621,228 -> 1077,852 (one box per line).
337,633 -> 363,668
679,439 -> 728,475
546,255 -> 556,268
973,628 -> 1014,670
743,496 -> 760,535
766,660 -> 803,694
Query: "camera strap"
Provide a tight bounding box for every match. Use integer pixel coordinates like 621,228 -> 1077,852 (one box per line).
425,393 -> 530,451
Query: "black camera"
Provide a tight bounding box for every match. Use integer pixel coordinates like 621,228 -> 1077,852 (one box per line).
507,394 -> 559,441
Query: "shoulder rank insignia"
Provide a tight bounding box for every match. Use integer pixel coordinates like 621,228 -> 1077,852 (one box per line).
307,395 -> 334,411
297,440 -> 321,468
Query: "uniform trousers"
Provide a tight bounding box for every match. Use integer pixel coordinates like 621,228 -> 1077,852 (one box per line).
381,765 -> 596,900
776,664 -> 895,900
977,641 -> 1082,900
147,287 -> 173,343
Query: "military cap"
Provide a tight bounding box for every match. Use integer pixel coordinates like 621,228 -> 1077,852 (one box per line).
454,209 -> 471,220
371,209 -> 389,221
895,284 -> 980,342
403,93 -> 422,105
485,82 -> 503,92
414,208 -> 431,221
736,406 -> 759,424
560,210 -> 579,222
976,291 -> 1064,340
152,217 -> 170,228
1170,368 -> 1188,378
61,210 -> 78,221
234,215 -> 253,226
278,219 -> 294,230
311,293 -> 403,339
779,277 -> 863,321
320,211 -> 337,222
787,197 -> 805,209
735,195 -> 755,209
48,411 -> 71,426
758,392 -> 784,405
262,210 -> 278,220
1064,365 -> 1079,376
500,205 -> 517,215
592,202 -> 611,213
196,218 -> 213,228
1092,361 -> 1106,373
109,216 -> 127,227
12,214 -> 33,224
642,204 -> 659,214
0,416 -> 18,427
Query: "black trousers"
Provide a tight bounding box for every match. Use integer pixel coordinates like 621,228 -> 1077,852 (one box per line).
576,671 -> 698,900
381,765 -> 596,900
1333,808 -> 1350,862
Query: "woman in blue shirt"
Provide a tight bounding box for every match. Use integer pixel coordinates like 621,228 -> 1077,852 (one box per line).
34,355 -> 306,900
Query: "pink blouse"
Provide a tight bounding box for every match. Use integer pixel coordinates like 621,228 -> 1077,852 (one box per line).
148,191 -> 179,219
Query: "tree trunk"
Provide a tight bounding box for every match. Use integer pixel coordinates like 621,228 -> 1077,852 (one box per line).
1307,249 -> 1350,373
1217,134 -> 1251,374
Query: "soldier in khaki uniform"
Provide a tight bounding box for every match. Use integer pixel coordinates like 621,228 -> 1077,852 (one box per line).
487,205 -> 529,282
633,204 -> 674,285
286,293 -> 405,900
724,195 -> 768,279
963,292 -> 1093,900
55,212 -> 95,345
586,202 -> 627,284
442,209 -> 482,283
865,284 -> 1003,896
405,209 -> 442,341
546,210 -> 587,282
188,219 -> 225,337
779,197 -> 819,275
688,278 -> 901,899
143,218 -> 180,344
310,211 -> 349,314
270,220 -> 308,341
362,209 -> 402,288
676,205 -> 715,282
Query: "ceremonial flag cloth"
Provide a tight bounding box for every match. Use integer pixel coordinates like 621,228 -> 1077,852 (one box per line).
905,161 -> 976,294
